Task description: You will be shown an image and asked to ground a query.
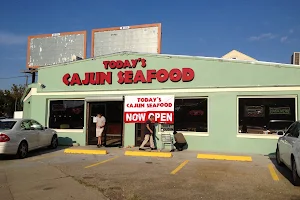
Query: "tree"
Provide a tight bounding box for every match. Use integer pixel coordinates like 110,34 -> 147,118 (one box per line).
0,84 -> 26,117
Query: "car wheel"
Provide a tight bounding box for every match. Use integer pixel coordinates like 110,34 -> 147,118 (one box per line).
17,141 -> 28,159
49,135 -> 58,149
292,157 -> 300,186
276,146 -> 284,166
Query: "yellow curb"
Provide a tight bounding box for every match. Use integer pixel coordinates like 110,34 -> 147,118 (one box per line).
197,154 -> 252,162
125,151 -> 172,158
64,148 -> 107,155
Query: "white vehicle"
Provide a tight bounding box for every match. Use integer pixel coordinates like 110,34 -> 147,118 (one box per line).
0,119 -> 58,159
276,120 -> 300,186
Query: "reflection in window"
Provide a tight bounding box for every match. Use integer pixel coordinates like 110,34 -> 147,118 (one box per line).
238,97 -> 296,135
48,100 -> 84,129
174,98 -> 208,132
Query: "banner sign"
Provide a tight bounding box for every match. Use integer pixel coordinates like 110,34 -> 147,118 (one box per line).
245,106 -> 265,117
269,107 -> 290,115
124,95 -> 174,123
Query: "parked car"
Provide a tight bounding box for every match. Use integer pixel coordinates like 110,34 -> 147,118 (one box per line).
276,120 -> 300,186
0,118 -> 58,159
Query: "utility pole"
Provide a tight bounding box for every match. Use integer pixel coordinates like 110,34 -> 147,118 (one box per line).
25,75 -> 28,86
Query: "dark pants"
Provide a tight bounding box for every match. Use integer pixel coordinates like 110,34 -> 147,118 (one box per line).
174,142 -> 186,151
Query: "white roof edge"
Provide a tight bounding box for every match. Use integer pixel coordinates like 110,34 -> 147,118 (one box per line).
37,51 -> 298,70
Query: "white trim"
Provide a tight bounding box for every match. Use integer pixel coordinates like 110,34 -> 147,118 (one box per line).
237,134 -> 280,139
236,95 -> 298,135
33,86 -> 300,96
54,129 -> 84,133
157,131 -> 209,137
23,88 -> 37,102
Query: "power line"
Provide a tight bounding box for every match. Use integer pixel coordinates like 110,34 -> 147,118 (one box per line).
0,76 -> 28,80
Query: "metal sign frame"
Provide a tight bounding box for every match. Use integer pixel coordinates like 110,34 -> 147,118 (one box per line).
26,30 -> 87,69
91,23 -> 162,57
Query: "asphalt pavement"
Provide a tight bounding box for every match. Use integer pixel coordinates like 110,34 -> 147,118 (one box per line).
1,147 -> 300,200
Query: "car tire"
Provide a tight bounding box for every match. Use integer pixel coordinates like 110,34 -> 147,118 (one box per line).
292,157 -> 300,186
49,135 -> 58,149
276,146 -> 284,166
17,141 -> 28,159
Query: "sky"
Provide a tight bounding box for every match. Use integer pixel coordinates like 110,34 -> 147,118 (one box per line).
0,0 -> 299,89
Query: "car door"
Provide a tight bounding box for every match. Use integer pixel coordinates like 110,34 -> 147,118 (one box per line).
284,122 -> 300,169
30,120 -> 49,147
279,122 -> 296,165
19,120 -> 39,150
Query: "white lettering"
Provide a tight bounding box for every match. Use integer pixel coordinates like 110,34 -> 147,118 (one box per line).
126,113 -> 146,122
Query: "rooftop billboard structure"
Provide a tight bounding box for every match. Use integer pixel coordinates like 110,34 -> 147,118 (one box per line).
26,31 -> 87,69
91,23 -> 161,57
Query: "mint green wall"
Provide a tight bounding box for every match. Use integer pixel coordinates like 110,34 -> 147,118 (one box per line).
22,52 -> 300,154
37,53 -> 300,93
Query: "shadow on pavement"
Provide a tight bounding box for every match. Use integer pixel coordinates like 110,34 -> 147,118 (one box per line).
0,145 -> 70,160
267,153 -> 293,185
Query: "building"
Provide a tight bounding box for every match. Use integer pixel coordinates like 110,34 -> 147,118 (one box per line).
222,50 -> 257,61
291,52 -> 300,65
21,51 -> 300,155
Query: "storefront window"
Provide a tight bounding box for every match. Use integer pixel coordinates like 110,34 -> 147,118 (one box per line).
238,97 -> 296,135
48,100 -> 84,129
174,98 -> 208,132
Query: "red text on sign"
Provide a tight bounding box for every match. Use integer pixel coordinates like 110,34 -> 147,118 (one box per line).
103,58 -> 146,70
117,68 -> 194,84
63,72 -> 112,86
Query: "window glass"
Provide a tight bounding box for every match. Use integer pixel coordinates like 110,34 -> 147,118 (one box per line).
20,120 -> 32,130
30,120 -> 43,130
48,100 -> 84,129
174,98 -> 208,132
0,121 -> 16,130
238,97 -> 296,135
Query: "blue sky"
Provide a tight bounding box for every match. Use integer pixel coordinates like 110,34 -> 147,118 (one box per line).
0,0 -> 299,89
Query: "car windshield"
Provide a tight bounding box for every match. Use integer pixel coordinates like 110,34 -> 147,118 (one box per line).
268,121 -> 293,130
0,121 -> 17,130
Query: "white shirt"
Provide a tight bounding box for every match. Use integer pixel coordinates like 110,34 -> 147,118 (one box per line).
96,116 -> 106,128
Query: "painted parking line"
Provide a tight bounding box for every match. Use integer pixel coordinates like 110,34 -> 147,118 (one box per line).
84,156 -> 119,169
170,160 -> 189,175
197,154 -> 252,162
268,164 -> 279,181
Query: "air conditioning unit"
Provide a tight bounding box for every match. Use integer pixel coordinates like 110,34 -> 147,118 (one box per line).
291,52 -> 300,65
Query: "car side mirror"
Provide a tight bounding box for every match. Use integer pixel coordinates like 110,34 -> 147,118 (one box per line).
278,131 -> 284,135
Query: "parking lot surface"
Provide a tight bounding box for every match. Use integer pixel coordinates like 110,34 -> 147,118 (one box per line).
1,147 -> 300,200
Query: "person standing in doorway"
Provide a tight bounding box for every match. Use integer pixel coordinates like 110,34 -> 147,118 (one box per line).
139,115 -> 157,151
96,113 -> 106,148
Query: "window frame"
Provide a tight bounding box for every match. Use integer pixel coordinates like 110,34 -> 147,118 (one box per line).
236,95 -> 298,139
163,96 -> 209,136
47,99 -> 85,132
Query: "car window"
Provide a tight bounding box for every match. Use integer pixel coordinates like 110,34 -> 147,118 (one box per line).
30,120 -> 43,130
292,122 -> 300,138
285,122 -> 296,136
20,120 -> 32,130
0,121 -> 17,130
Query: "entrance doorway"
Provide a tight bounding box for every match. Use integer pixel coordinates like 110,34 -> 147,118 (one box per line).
86,101 -> 124,147
135,123 -> 158,148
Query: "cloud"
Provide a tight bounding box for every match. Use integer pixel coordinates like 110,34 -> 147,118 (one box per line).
0,31 -> 27,45
280,36 -> 288,43
289,29 -> 294,34
248,33 -> 276,41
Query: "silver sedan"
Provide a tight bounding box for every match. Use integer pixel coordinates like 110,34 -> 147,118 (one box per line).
0,118 -> 58,159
